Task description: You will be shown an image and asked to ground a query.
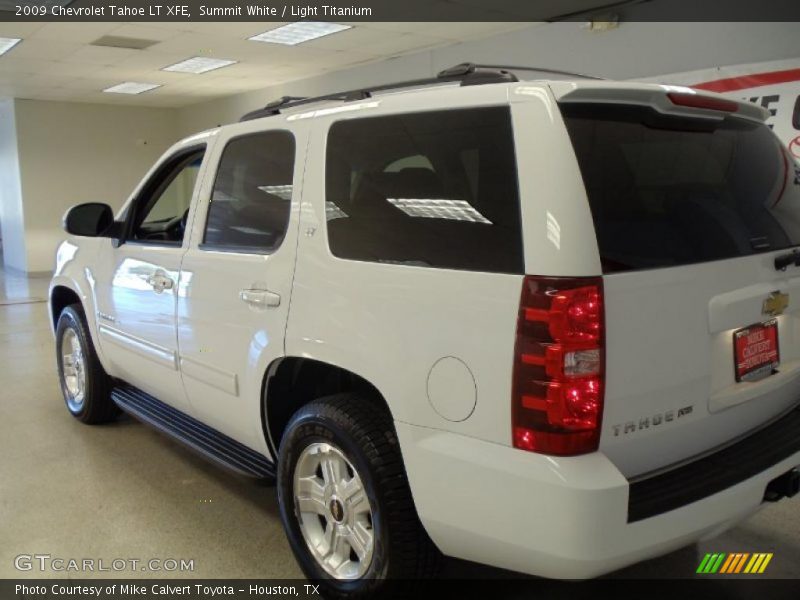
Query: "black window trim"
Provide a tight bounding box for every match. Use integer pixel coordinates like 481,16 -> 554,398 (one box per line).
122,143 -> 207,248
199,128 -> 296,256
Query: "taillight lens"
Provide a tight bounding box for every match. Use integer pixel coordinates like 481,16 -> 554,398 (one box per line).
512,276 -> 605,455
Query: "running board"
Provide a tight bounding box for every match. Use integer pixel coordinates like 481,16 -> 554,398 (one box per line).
111,385 -> 275,479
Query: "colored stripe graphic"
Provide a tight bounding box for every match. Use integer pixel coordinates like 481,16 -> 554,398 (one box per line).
720,553 -> 736,573
744,554 -> 759,573
710,553 -> 725,573
697,553 -> 726,574
720,554 -> 736,573
758,553 -> 773,573
697,553 -> 713,573
734,553 -> 749,573
699,552 -> 773,574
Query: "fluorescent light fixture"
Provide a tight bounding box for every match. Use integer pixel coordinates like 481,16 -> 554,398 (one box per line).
387,198 -> 492,224
0,37 -> 21,56
103,82 -> 161,95
163,57 -> 237,74
249,22 -> 351,46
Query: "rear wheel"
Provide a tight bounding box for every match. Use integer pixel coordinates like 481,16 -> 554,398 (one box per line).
277,394 -> 440,598
55,304 -> 118,424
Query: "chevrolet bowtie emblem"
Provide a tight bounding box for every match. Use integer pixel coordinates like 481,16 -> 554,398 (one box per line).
763,291 -> 790,316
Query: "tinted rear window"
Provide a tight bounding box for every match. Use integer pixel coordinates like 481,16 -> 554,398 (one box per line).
325,107 -> 523,274
561,103 -> 800,273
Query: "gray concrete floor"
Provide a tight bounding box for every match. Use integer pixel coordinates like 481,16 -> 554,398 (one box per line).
1,266 -> 798,583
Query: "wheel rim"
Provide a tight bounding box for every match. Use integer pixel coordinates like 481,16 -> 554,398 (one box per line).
293,442 -> 375,579
61,328 -> 86,412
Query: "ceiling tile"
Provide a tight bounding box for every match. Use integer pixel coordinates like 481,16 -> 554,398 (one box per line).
107,24 -> 184,43
5,39 -> 82,61
180,22 -> 288,38
428,22 -> 533,40
0,23 -> 44,38
0,57 -> 57,75
114,50 -> 191,71
64,45 -> 138,66
45,61 -> 113,78
143,32 -> 239,57
314,32 -> 447,57
30,22 -> 121,43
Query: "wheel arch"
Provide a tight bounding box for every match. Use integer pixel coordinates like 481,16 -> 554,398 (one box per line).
49,278 -> 112,374
262,356 -> 392,457
49,284 -> 82,330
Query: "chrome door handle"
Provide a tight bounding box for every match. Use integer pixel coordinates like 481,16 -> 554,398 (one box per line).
146,271 -> 174,294
239,288 -> 280,308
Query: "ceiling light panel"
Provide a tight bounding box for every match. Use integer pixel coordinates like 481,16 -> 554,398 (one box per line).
249,22 -> 351,45
103,82 -> 161,95
163,57 -> 237,74
0,37 -> 21,56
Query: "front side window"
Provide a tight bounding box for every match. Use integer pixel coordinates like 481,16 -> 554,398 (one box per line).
325,107 -> 524,274
203,130 -> 296,253
132,149 -> 204,244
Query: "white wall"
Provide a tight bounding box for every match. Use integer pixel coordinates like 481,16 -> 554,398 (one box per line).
0,98 -> 27,272
177,21 -> 800,135
12,99 -> 179,273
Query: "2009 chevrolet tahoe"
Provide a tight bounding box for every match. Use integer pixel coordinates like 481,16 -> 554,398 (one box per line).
50,64 -> 800,596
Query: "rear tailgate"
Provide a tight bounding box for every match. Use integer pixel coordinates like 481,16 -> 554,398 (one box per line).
554,82 -> 800,478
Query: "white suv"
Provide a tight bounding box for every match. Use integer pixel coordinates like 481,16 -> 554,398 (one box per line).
50,64 -> 800,594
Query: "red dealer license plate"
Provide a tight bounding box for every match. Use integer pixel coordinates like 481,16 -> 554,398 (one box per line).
734,319 -> 780,382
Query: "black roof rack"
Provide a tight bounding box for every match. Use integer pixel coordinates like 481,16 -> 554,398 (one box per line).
470,64 -> 605,81
239,62 -> 602,122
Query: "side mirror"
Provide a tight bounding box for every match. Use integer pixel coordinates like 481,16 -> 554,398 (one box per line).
63,203 -> 116,237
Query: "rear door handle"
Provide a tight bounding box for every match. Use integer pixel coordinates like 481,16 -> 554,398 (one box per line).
239,288 -> 281,308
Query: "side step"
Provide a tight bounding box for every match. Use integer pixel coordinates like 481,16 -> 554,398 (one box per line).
111,385 -> 275,479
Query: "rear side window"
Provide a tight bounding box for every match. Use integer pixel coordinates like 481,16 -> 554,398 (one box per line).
325,107 -> 523,274
203,130 -> 295,252
561,103 -> 800,273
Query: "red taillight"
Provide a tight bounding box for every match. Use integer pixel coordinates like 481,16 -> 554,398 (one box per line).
512,276 -> 605,456
667,92 -> 739,113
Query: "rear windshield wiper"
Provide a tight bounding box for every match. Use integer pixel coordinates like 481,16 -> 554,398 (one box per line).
774,249 -> 800,271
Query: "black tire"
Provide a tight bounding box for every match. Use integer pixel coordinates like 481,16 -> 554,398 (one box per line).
55,304 -> 118,424
277,393 -> 441,598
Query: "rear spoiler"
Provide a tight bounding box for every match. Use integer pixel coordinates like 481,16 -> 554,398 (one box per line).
546,81 -> 769,123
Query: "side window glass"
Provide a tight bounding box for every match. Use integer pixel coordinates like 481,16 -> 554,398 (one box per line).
203,130 -> 296,252
132,150 -> 204,244
325,108 -> 523,274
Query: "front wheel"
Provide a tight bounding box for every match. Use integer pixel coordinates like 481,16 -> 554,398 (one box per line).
277,394 -> 440,598
55,304 -> 118,424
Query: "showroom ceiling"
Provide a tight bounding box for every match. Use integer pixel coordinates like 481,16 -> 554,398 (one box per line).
0,21 -> 534,107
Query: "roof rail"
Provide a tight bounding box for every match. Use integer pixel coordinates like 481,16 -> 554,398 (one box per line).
240,96 -> 307,121
471,64 -> 606,81
239,63 -> 517,122
239,62 -> 600,122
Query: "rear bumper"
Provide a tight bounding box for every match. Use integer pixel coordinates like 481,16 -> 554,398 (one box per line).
397,418 -> 800,579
